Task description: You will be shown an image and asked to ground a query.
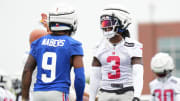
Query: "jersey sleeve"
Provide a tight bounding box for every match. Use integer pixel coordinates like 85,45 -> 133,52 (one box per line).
93,38 -> 105,58
128,41 -> 143,58
175,80 -> 180,101
93,45 -> 100,58
175,78 -> 180,94
70,40 -> 84,56
29,40 -> 38,58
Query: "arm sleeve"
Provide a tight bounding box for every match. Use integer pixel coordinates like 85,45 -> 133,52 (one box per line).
89,67 -> 101,101
74,67 -> 85,101
132,64 -> 144,98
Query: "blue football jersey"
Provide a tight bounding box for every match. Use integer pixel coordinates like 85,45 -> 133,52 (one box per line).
30,34 -> 83,93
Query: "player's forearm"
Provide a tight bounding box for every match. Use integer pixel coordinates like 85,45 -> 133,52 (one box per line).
22,70 -> 32,100
89,67 -> 101,101
132,64 -> 144,98
74,67 -> 85,101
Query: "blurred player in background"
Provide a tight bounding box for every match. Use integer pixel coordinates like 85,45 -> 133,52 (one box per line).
12,79 -> 22,101
0,74 -> 7,101
89,4 -> 143,101
0,72 -> 16,101
40,13 -> 51,33
21,4 -> 85,101
29,29 -> 49,45
149,52 -> 180,101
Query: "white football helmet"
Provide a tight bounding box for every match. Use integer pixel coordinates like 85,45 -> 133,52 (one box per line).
100,4 -> 132,39
48,4 -> 78,35
151,52 -> 175,73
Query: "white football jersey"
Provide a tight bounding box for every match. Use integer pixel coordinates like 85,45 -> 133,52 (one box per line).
0,87 -> 6,101
0,88 -> 16,101
149,75 -> 180,101
94,37 -> 142,90
4,89 -> 16,101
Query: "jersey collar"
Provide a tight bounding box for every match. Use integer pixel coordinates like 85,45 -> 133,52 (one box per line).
105,38 -> 125,49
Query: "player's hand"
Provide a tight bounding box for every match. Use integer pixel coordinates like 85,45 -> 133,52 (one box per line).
132,97 -> 140,101
40,13 -> 48,28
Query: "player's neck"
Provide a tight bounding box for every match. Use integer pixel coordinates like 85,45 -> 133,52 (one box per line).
52,32 -> 70,36
109,34 -> 123,44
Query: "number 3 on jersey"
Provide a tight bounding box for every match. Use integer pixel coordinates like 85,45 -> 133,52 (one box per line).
41,52 -> 56,83
107,56 -> 120,79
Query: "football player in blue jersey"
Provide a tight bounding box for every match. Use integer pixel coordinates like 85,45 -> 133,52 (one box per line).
22,4 -> 85,101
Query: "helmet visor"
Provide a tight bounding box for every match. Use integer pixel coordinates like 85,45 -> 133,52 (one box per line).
101,20 -> 113,28
101,18 -> 119,29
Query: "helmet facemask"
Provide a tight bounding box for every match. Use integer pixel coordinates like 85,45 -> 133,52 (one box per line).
100,15 -> 122,39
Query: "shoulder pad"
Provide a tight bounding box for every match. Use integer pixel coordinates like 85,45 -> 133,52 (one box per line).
124,37 -> 142,48
94,38 -> 106,49
124,42 -> 134,47
170,77 -> 178,84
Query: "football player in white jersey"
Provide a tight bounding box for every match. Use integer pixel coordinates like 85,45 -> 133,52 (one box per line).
0,75 -> 6,101
89,4 -> 143,101
149,52 -> 180,101
0,74 -> 16,101
0,87 -> 5,101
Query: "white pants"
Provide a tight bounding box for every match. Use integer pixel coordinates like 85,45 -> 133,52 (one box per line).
98,91 -> 134,101
33,91 -> 69,101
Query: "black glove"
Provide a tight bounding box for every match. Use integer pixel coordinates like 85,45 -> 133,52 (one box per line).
132,97 -> 140,101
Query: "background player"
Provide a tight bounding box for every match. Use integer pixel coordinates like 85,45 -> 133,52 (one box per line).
40,13 -> 51,33
89,4 -> 143,101
0,72 -> 16,101
29,29 -> 49,45
21,4 -> 85,101
149,52 -> 180,101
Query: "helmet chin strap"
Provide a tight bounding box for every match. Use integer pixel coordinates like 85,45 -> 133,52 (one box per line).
103,31 -> 117,39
